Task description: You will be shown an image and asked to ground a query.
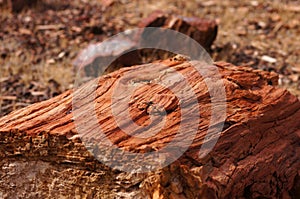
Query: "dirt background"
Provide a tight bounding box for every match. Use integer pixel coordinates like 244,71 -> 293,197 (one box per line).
0,0 -> 299,117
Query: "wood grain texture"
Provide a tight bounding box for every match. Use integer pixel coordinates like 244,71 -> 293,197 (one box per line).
0,60 -> 299,198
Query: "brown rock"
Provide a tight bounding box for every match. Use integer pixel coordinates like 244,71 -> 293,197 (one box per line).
73,11 -> 217,77
139,11 -> 218,51
0,60 -> 299,198
73,33 -> 142,77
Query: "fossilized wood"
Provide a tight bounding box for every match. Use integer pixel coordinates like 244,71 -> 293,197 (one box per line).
139,11 -> 218,51
73,12 -> 217,77
0,60 -> 299,199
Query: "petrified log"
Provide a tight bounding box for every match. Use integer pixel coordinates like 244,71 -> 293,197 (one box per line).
139,11 -> 218,51
0,60 -> 300,199
73,33 -> 142,77
73,12 -> 217,77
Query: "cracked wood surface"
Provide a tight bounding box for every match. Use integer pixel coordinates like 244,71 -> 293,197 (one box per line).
0,60 -> 299,198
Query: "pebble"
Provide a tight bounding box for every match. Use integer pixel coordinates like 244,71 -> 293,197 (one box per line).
261,55 -> 277,63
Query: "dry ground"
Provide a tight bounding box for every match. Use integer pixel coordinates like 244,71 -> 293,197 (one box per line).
0,0 -> 299,116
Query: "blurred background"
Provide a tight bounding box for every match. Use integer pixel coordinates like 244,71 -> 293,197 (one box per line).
0,0 -> 299,117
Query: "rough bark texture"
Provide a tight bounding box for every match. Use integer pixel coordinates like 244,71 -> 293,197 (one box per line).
0,60 -> 299,199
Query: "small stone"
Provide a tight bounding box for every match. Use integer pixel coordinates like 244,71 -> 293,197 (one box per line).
47,59 -> 56,65
261,55 -> 277,63
250,1 -> 259,6
289,74 -> 299,82
24,16 -> 32,23
258,21 -> 267,29
58,52 -> 66,59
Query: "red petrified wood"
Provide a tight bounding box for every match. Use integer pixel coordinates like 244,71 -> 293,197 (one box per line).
0,60 -> 299,198
139,11 -> 218,51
